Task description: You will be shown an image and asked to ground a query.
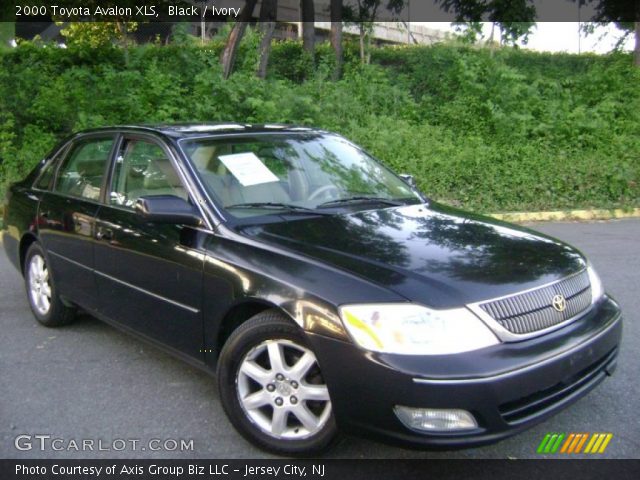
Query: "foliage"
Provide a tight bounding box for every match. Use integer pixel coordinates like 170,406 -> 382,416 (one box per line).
452,21 -> 535,46
0,38 -> 638,213
0,22 -> 15,49
343,0 -> 405,63
439,0 -> 536,45
575,1 -> 639,66
57,22 -> 137,48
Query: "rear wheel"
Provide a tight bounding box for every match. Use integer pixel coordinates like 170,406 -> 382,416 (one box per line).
217,310 -> 337,455
24,242 -> 76,327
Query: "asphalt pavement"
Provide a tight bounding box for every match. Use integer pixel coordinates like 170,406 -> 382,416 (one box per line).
1,219 -> 638,459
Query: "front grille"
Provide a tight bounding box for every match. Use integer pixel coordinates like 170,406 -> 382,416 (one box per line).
479,270 -> 592,335
498,348 -> 617,424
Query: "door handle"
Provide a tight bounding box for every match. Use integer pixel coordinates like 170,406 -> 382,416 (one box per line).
96,228 -> 113,241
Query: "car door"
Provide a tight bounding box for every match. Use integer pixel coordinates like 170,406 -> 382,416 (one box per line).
38,135 -> 116,312
93,134 -> 205,358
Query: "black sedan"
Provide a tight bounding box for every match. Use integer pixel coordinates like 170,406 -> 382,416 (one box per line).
2,124 -> 622,455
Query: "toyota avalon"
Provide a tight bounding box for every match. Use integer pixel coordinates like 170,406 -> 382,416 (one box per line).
1,124 -> 622,455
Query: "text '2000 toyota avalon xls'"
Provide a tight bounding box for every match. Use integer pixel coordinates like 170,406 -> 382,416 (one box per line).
2,124 -> 622,455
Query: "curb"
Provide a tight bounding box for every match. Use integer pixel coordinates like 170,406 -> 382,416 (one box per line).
489,208 -> 640,223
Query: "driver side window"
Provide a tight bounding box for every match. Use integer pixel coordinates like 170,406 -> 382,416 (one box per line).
110,138 -> 188,209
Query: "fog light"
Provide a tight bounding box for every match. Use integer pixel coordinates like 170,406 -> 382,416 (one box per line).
394,406 -> 478,432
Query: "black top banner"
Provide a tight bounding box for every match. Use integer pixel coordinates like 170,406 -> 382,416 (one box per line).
3,0 -> 639,23
2,459 -> 640,480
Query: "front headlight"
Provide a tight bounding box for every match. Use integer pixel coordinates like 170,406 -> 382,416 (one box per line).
339,304 -> 499,355
587,266 -> 605,303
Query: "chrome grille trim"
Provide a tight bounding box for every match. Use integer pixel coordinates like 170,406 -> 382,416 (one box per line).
467,269 -> 594,341
495,288 -> 592,334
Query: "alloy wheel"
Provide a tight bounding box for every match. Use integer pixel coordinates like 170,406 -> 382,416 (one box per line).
28,254 -> 51,316
236,339 -> 332,440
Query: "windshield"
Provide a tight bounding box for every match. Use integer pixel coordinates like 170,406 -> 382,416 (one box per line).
180,133 -> 421,218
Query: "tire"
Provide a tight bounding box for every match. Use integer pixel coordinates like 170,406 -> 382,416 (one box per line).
217,310 -> 338,456
24,242 -> 76,327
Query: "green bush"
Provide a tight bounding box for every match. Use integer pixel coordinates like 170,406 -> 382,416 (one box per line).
0,38 -> 638,213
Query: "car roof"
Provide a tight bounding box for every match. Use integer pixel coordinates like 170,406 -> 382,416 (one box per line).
75,123 -> 325,139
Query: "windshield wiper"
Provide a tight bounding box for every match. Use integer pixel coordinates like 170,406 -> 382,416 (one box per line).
317,196 -> 408,208
225,202 -> 333,216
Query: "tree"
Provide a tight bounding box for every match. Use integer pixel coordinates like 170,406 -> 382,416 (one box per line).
300,0 -> 316,61
257,0 -> 278,78
56,22 -> 137,48
576,1 -> 640,66
48,0 -> 142,49
441,0 -> 536,46
355,1 -> 379,64
454,20 -> 535,48
330,0 -> 344,80
346,1 -> 404,64
24,0 -> 193,51
0,22 -> 15,48
0,1 -> 14,46
221,0 -> 258,79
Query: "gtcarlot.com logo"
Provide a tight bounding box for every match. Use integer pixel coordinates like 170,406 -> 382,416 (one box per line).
14,434 -> 194,452
537,432 -> 613,454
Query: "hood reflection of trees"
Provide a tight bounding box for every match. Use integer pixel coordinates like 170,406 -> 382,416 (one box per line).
258,204 -> 582,288
405,211 -> 581,284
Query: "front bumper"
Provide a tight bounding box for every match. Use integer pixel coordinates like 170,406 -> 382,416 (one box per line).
307,296 -> 622,449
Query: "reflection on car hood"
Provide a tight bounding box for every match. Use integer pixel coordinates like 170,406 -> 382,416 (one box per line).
238,203 -> 586,308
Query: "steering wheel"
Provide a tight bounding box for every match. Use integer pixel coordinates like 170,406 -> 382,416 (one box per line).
308,185 -> 340,202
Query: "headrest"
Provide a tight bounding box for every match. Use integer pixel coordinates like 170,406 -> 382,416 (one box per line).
143,159 -> 182,189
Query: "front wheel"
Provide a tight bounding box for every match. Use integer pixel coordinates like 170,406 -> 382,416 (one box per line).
217,310 -> 338,455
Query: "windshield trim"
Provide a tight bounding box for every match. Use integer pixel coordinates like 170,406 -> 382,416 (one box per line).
176,130 -> 327,144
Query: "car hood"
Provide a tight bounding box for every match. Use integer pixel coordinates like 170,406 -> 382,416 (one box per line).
236,203 -> 586,308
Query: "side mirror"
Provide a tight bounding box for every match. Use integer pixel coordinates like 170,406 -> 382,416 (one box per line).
134,195 -> 202,226
399,174 -> 417,189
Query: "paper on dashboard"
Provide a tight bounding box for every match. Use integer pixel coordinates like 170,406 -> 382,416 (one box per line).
218,152 -> 280,187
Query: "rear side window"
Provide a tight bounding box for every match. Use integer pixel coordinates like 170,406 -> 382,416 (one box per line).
34,158 -> 58,190
54,138 -> 114,201
34,144 -> 70,191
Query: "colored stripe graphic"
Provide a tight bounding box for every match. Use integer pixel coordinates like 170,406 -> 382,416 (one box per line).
539,433 -> 613,454
537,434 -> 552,453
584,433 -> 598,453
537,433 -> 566,453
597,434 -> 613,453
574,433 -> 589,453
560,433 -> 575,453
592,434 -> 606,453
550,433 -> 565,453
584,433 -> 614,454
545,434 -> 558,453
568,433 -> 583,453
